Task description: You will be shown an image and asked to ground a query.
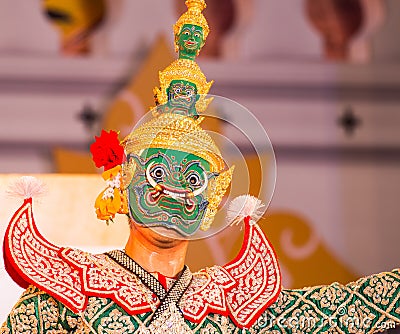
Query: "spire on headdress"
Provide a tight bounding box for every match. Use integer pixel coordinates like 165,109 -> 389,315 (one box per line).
152,0 -> 212,113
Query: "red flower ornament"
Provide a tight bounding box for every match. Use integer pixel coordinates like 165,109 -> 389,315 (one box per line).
90,130 -> 125,171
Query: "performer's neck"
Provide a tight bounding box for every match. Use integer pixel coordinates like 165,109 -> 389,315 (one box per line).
125,222 -> 188,277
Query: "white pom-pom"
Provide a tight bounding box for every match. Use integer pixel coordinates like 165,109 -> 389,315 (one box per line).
226,195 -> 265,226
6,176 -> 46,199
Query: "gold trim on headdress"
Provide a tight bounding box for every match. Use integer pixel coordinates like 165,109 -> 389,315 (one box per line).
153,59 -> 213,113
174,0 -> 210,50
123,113 -> 223,172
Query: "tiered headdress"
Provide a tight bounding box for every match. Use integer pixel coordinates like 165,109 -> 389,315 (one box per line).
92,0 -> 233,231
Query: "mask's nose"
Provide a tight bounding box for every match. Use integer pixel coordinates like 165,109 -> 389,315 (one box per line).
169,171 -> 186,189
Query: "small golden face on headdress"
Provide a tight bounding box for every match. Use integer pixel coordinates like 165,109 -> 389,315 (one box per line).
153,59 -> 213,111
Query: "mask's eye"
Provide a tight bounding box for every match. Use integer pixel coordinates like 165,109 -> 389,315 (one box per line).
194,32 -> 200,38
185,87 -> 195,96
187,173 -> 202,187
151,166 -> 166,180
183,30 -> 190,36
174,87 -> 181,94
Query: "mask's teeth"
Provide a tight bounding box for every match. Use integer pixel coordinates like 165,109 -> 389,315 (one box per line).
151,190 -> 161,199
164,189 -> 186,198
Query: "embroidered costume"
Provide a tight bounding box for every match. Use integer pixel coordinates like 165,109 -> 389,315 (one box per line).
2,1 -> 400,333
2,199 -> 399,333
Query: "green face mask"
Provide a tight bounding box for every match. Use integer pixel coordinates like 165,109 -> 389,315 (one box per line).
177,24 -> 204,60
127,148 -> 213,237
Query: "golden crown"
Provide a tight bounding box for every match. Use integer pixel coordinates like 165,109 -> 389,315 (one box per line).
123,113 -> 223,172
174,0 -> 210,45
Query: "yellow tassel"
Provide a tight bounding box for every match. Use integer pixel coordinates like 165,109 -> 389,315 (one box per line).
102,165 -> 121,181
94,187 -> 122,222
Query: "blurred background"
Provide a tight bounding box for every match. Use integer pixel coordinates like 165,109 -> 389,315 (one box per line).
0,0 -> 400,328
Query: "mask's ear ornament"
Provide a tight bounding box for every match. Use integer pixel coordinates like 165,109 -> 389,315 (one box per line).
201,166 -> 234,231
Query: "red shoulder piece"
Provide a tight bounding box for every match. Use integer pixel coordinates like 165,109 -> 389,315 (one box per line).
180,217 -> 281,328
223,217 -> 281,328
60,248 -> 154,314
2,199 -> 155,315
3,199 -> 86,313
180,265 -> 237,322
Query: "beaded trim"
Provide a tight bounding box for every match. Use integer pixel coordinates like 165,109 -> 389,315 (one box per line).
106,250 -> 167,300
106,250 -> 193,326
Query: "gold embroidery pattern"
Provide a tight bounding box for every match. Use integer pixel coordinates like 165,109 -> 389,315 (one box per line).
83,298 -> 236,333
3,286 -> 90,334
85,297 -> 112,319
98,309 -> 137,333
5,274 -> 399,334
340,300 -> 376,333
6,289 -> 67,334
0,322 -> 10,334
66,315 -> 87,333
361,273 -> 399,307
40,296 -> 59,330
10,300 -> 39,333
210,314 -> 237,333
252,269 -> 400,333
5,201 -> 281,329
181,266 -> 236,320
62,248 -> 154,312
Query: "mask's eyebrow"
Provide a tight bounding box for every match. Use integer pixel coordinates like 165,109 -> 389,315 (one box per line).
142,152 -> 177,172
181,27 -> 192,34
181,160 -> 205,173
127,152 -> 167,167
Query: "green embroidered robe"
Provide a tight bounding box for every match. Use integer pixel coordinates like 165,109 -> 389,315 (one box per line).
2,269 -> 400,333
